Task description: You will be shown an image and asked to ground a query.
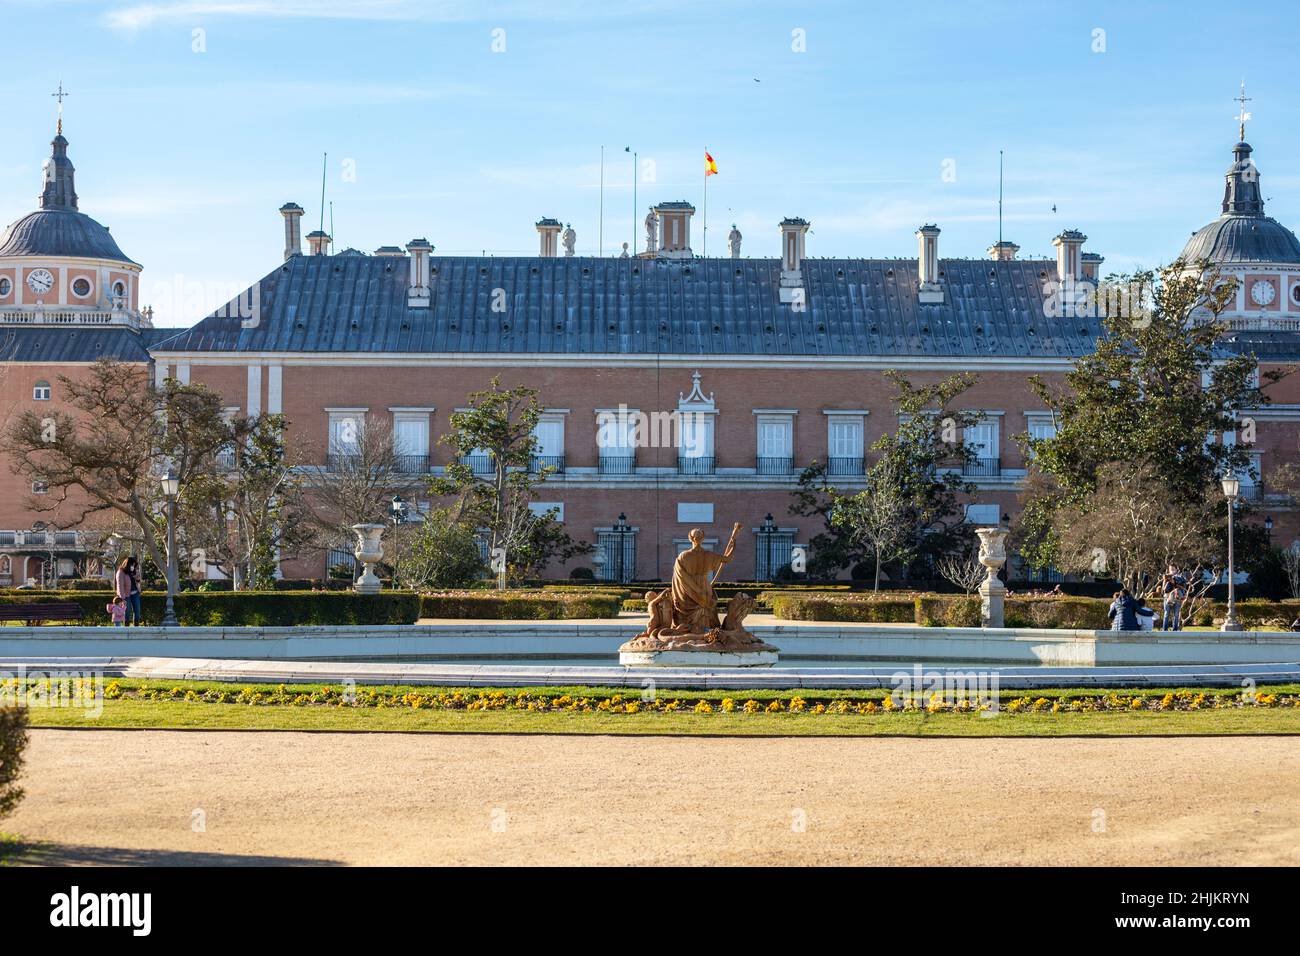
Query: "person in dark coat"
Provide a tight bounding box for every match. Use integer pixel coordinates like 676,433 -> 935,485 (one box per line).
1107,588 -> 1143,631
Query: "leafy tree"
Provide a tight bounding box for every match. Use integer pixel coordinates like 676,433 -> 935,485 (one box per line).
1018,260 -> 1288,587
430,378 -> 590,582
392,508 -> 486,590
791,371 -> 979,586
6,359 -> 230,579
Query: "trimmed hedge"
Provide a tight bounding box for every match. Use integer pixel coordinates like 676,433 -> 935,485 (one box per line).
0,704 -> 29,820
771,594 -> 916,624
0,590 -> 420,626
777,593 -> 1119,629
1190,599 -> 1300,629
419,590 -> 624,620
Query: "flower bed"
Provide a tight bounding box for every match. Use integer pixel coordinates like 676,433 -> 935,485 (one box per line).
86,681 -> 1300,717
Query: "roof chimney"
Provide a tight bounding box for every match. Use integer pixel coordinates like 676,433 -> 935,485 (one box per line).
406,238 -> 433,307
536,218 -> 562,258
916,224 -> 943,304
279,203 -> 304,260
654,201 -> 695,258
1052,229 -> 1086,283
778,217 -> 810,305
987,240 -> 1019,261
306,229 -> 331,256
373,245 -> 406,257
1081,252 -> 1104,281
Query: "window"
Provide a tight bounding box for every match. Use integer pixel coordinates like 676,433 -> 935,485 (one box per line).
1025,414 -> 1057,460
393,414 -> 430,473
756,414 -> 794,473
327,411 -> 364,468
71,277 -> 93,298
532,415 -> 565,471
963,418 -> 1001,476
597,409 -> 637,474
32,479 -> 49,495
677,502 -> 714,524
32,380 -> 51,401
826,415 -> 864,475
528,502 -> 564,521
965,503 -> 1000,525
0,277 -> 10,296
597,529 -> 637,583
113,280 -> 126,298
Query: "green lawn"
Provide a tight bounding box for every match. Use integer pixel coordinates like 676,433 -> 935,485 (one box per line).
19,678 -> 1300,737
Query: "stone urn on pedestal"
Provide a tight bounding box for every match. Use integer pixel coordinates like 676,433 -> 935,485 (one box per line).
975,526 -> 1009,628
351,523 -> 385,595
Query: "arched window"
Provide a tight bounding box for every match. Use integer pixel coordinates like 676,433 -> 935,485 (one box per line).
113,280 -> 126,298
33,380 -> 51,401
0,277 -> 11,296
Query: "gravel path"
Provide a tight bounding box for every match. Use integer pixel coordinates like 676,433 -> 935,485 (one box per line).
9,730 -> 1299,866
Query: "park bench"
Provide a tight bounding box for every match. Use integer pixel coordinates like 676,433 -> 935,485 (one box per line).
0,601 -> 84,626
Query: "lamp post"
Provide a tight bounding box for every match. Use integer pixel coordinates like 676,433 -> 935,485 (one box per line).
759,512 -> 777,581
390,495 -> 407,585
160,468 -> 180,627
1221,473 -> 1242,632
612,512 -> 630,583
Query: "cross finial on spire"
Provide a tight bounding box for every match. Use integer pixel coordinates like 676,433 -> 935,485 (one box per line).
51,81 -> 69,135
1235,80 -> 1252,142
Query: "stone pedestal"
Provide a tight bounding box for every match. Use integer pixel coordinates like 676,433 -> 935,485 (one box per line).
975,526 -> 1010,629
351,523 -> 385,595
620,648 -> 778,668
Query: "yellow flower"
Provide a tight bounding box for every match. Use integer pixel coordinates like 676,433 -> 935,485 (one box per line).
720,698 -> 736,713
694,700 -> 714,714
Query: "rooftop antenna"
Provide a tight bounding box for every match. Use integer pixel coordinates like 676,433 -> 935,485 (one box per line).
997,149 -> 1004,246
51,81 -> 69,135
318,152 -> 328,235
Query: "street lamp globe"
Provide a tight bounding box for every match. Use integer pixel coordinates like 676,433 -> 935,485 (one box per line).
160,468 -> 180,498
1221,474 -> 1240,499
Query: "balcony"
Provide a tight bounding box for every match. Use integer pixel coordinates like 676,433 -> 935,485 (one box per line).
395,454 -> 430,474
598,454 -> 636,476
678,456 -> 716,476
325,452 -> 362,472
459,454 -> 495,476
826,457 -> 864,477
756,456 -> 794,476
962,457 -> 1002,478
530,455 -> 566,474
215,448 -> 237,471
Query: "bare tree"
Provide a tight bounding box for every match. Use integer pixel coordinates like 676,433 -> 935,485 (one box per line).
305,416 -> 424,563
6,359 -> 231,578
937,549 -> 985,594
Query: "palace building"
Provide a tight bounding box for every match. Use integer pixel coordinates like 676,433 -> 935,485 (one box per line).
3,117 -> 1299,584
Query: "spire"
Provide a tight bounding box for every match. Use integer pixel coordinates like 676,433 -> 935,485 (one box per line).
39,129 -> 78,211
1235,81 -> 1252,144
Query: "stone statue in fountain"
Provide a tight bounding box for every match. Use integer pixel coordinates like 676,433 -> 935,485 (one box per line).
619,523 -> 778,666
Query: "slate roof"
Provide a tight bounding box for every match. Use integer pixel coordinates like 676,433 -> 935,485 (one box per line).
1179,214 -> 1300,265
0,325 -> 173,363
154,253 -> 1107,358
0,209 -> 137,264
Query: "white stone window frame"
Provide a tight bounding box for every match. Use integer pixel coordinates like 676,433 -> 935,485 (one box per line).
823,410 -> 867,459
70,276 -> 94,300
529,501 -> 565,522
533,409 -> 568,459
595,407 -> 639,457
326,407 -> 368,457
963,410 -> 1004,460
390,406 -> 434,460
754,410 -> 795,460
32,380 -> 51,401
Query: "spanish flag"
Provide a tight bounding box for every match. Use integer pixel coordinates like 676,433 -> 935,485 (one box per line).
705,151 -> 718,176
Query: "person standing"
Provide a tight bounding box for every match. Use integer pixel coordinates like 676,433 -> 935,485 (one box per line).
116,556 -> 143,626
1161,565 -> 1186,631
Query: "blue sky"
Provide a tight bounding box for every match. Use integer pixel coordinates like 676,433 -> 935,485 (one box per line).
2,0 -> 1297,327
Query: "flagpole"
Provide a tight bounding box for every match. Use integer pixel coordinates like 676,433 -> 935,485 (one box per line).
598,145 -> 605,257
702,146 -> 708,258
632,150 -> 637,254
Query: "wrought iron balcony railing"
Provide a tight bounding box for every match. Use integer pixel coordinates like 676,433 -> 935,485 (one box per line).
826,456 -> 865,476
530,455 -> 566,474
678,455 -> 716,476
962,457 -> 1002,477
598,454 -> 636,475
394,454 -> 430,474
756,456 -> 794,476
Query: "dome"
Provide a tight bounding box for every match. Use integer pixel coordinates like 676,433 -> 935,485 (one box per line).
0,208 -> 136,264
1180,214 -> 1300,265
0,129 -> 137,266
1179,139 -> 1300,265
